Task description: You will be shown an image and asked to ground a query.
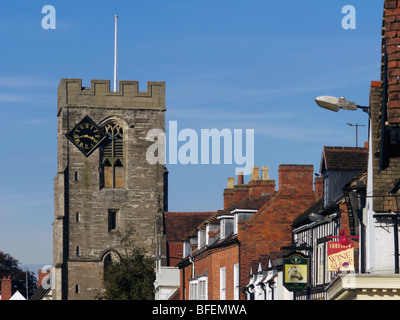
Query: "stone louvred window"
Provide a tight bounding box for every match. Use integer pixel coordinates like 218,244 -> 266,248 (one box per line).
100,123 -> 124,188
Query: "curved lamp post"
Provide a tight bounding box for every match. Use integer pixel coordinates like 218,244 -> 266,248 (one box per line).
315,96 -> 370,115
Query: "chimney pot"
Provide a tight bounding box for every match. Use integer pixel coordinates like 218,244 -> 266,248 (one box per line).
227,177 -> 235,189
238,172 -> 244,185
261,166 -> 270,180
251,167 -> 259,181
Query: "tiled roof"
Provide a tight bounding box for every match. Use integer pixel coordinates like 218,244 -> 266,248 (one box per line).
320,146 -> 368,172
182,196 -> 273,240
344,169 -> 367,188
164,211 -> 216,242
217,196 -> 272,217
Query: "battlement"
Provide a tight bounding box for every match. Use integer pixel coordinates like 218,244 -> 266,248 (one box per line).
58,78 -> 165,113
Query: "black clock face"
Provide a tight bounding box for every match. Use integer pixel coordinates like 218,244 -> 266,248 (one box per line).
66,116 -> 107,157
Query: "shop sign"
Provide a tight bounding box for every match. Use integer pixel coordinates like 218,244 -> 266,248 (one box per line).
327,241 -> 355,271
283,252 -> 310,292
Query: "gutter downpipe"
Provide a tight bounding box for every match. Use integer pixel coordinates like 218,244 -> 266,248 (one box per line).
394,214 -> 399,274
189,257 -> 195,278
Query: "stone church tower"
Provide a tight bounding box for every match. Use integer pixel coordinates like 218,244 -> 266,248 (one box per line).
53,78 -> 168,300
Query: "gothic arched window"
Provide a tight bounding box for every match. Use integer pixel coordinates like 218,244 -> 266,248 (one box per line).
100,123 -> 124,188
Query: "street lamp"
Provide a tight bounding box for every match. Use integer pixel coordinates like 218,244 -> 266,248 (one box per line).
309,212 -> 337,223
315,96 -> 370,115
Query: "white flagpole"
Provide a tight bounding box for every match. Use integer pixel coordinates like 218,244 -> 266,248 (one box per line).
114,15 -> 118,92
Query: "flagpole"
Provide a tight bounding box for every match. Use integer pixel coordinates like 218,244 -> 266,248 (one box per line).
114,15 -> 118,92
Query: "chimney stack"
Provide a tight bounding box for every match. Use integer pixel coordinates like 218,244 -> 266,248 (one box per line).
233,172 -> 249,204
223,177 -> 235,209
278,165 -> 314,196
249,166 -> 275,198
314,175 -> 323,201
1,276 -> 12,300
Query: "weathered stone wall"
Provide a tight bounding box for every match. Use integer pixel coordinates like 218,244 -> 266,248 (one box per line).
53,78 -> 167,300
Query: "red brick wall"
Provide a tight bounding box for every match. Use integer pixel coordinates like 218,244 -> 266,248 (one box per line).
314,176 -> 323,201
168,242 -> 184,267
278,165 -> 314,196
179,263 -> 192,300
238,165 -> 315,299
383,0 -> 400,124
179,244 -> 239,300
1,277 -> 12,300
233,185 -> 249,204
249,180 -> 275,198
223,188 -> 234,209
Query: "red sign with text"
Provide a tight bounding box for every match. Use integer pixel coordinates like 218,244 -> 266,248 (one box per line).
327,241 -> 355,271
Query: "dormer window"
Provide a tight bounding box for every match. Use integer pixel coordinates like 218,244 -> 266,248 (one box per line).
183,241 -> 191,257
198,229 -> 206,250
234,214 -> 238,234
206,224 -> 219,246
230,209 -> 258,235
218,216 -> 234,240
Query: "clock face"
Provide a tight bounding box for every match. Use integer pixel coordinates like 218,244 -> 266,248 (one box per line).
66,116 -> 107,157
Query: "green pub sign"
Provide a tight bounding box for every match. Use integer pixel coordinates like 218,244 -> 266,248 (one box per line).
283,252 -> 310,292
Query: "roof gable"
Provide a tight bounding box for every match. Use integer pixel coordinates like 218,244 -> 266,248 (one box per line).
320,146 -> 368,173
164,211 -> 216,242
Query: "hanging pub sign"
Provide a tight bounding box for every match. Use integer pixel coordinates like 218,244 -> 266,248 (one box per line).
283,252 -> 310,292
327,229 -> 358,272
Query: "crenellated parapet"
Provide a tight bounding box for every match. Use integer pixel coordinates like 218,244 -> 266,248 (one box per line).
58,78 -> 165,114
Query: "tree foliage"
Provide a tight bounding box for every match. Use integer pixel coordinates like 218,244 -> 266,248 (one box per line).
100,227 -> 155,300
102,246 -> 155,300
0,251 -> 37,299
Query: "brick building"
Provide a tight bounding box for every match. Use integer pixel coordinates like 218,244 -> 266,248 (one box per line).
154,211 -> 215,300
176,164 -> 320,300
290,147 -> 367,300
0,276 -> 26,300
325,0 -> 400,299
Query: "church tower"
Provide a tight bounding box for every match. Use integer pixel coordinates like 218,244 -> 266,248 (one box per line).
53,78 -> 167,300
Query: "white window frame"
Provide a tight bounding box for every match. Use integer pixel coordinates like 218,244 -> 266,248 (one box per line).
220,267 -> 226,300
189,280 -> 198,300
189,277 -> 208,300
198,276 -> 208,300
221,220 -> 226,239
317,243 -> 325,285
234,263 -> 240,300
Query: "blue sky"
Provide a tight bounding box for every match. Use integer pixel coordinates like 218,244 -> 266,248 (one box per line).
0,1 -> 383,268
